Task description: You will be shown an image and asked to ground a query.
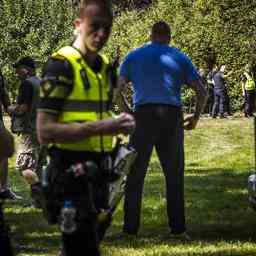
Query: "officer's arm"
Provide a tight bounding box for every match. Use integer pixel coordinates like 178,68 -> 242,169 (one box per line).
37,111 -> 134,144
223,71 -> 233,78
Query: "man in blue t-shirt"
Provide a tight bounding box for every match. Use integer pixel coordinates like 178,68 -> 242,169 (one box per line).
117,21 -> 207,239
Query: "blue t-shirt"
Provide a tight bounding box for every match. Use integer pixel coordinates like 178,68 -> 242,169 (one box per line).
120,42 -> 199,108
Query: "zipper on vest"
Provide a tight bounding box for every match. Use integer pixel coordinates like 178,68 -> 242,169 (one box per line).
97,74 -> 104,153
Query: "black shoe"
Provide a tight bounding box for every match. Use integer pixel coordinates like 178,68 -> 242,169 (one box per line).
0,188 -> 22,200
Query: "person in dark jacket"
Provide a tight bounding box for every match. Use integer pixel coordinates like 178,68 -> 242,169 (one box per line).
211,65 -> 232,118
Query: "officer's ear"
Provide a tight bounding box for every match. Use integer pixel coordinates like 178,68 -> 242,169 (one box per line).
74,18 -> 82,33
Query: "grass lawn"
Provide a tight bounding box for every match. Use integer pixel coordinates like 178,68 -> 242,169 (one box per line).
4,117 -> 256,255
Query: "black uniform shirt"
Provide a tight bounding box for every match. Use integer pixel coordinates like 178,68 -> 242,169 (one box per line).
17,79 -> 33,105
38,58 -> 74,114
213,71 -> 226,91
39,51 -> 117,115
39,53 -> 106,114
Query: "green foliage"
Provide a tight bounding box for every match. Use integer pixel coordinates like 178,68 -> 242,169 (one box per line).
1,0 -> 256,110
0,0 -> 75,100
106,0 -> 256,111
7,118 -> 256,255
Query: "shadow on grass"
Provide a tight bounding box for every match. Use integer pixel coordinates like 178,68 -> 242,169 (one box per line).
5,209 -> 60,255
5,165 -> 256,255
108,167 -> 256,244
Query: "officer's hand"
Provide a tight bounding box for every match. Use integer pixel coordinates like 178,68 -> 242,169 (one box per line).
114,113 -> 135,135
183,114 -> 199,130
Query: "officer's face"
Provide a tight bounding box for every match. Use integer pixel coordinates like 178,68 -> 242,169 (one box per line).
75,4 -> 113,52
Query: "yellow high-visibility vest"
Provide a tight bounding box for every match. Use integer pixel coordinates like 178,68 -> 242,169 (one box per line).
244,72 -> 256,91
52,46 -> 114,152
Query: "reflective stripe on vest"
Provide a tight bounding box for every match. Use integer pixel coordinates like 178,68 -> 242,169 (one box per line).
52,46 -> 114,152
244,72 -> 256,91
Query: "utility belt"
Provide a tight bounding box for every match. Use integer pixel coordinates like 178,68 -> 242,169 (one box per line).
41,147 -> 114,224
41,141 -> 137,225
47,146 -> 120,183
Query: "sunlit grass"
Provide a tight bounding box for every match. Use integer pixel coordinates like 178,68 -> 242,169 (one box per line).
4,116 -> 256,255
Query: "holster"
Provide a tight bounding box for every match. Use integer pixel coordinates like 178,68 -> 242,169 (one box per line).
41,149 -> 105,225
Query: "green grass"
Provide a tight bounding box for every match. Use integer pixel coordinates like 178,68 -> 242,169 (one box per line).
4,117 -> 256,255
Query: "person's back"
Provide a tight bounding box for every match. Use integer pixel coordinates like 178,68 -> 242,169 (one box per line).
118,21 -> 207,239
122,43 -> 198,109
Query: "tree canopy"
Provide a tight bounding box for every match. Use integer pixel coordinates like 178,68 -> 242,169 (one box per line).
1,0 -> 256,110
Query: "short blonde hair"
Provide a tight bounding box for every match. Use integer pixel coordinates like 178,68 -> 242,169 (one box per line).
78,0 -> 113,18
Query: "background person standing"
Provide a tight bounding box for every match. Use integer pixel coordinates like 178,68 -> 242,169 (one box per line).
212,64 -> 232,118
8,57 -> 41,206
117,21 -> 207,239
241,64 -> 255,117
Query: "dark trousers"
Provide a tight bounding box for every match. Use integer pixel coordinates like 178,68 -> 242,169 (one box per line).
123,104 -> 185,234
244,90 -> 256,116
206,87 -> 214,115
212,89 -> 225,117
47,149 -> 111,256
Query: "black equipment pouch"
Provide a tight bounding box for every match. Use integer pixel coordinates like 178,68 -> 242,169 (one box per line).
41,150 -> 99,225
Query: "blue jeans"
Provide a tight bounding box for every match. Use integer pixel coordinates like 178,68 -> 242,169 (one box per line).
212,89 -> 225,117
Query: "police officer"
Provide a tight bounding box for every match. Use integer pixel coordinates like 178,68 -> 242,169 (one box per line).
37,1 -> 135,256
241,64 -> 255,117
